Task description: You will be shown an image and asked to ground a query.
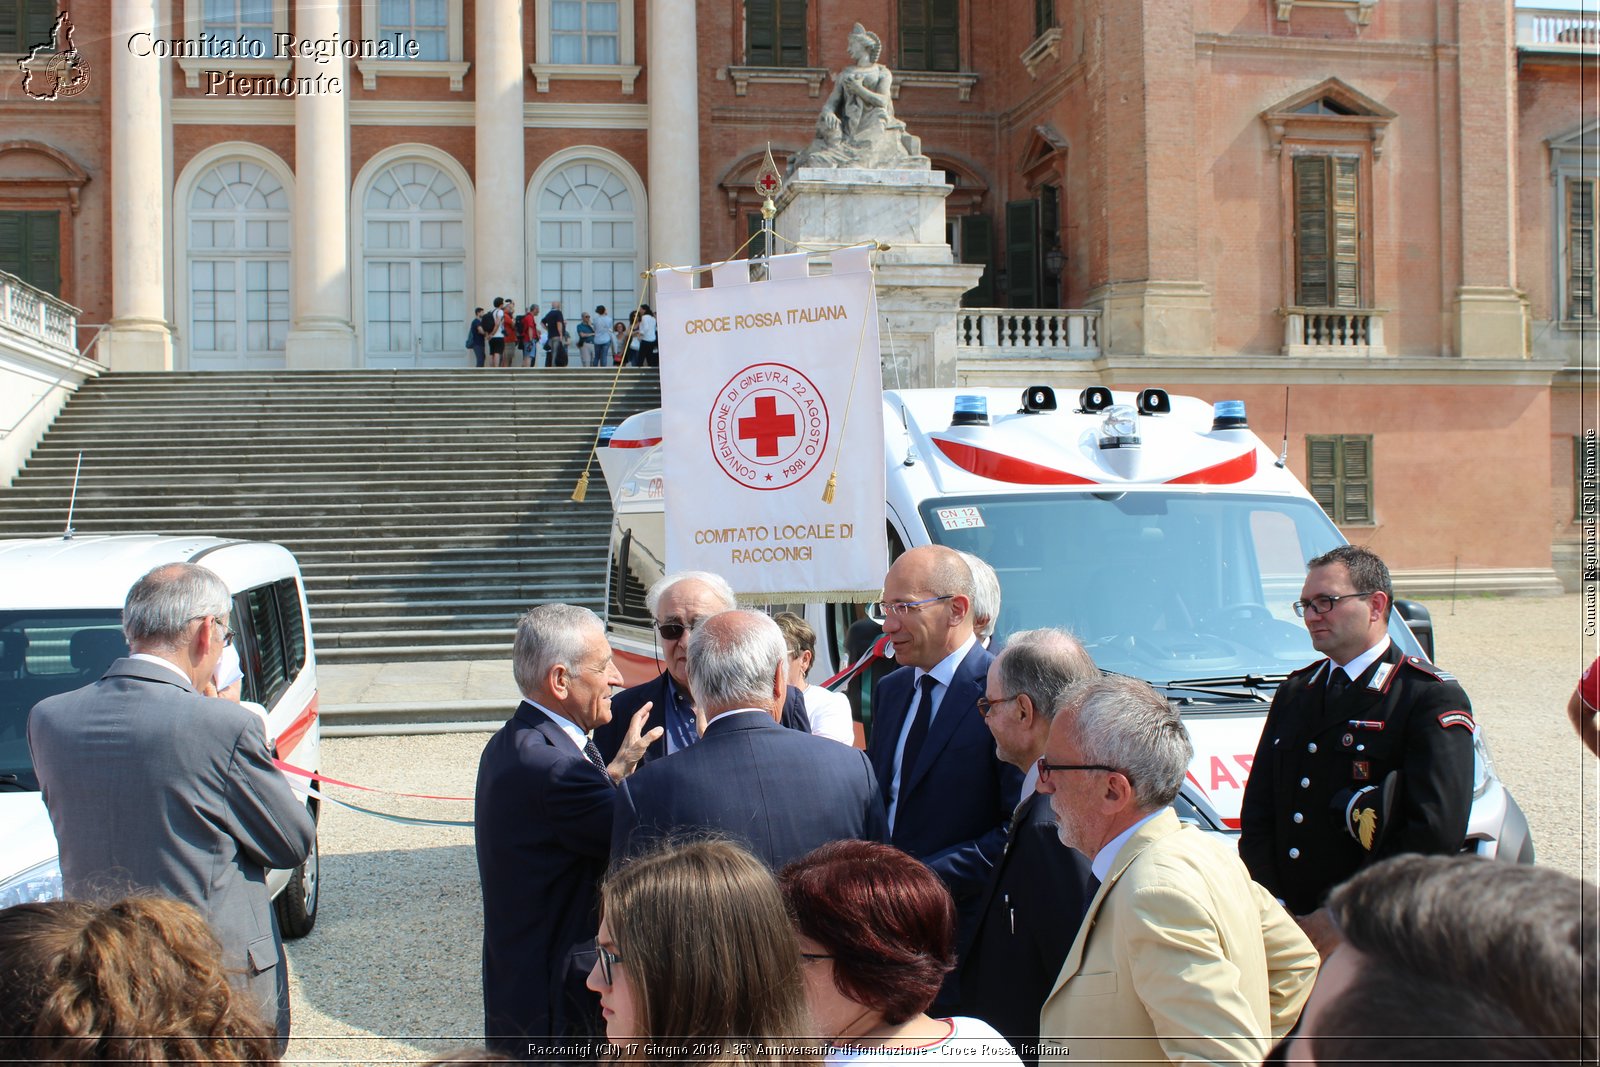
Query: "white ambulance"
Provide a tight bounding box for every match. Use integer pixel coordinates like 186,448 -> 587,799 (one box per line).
0,535 -> 323,933
598,385 -> 1532,861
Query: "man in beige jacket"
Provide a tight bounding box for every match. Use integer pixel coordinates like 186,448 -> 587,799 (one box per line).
1037,676 -> 1318,1065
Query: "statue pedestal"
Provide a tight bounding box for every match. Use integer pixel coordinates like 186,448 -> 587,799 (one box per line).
776,167 -> 981,387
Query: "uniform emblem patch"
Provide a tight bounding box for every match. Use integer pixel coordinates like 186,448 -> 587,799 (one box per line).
1352,760 -> 1371,781
1437,711 -> 1474,731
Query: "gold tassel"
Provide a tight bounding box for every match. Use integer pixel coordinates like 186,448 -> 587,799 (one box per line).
571,469 -> 589,503
821,471 -> 837,504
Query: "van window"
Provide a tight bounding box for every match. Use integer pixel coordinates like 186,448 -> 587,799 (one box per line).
239,578 -> 305,710
0,610 -> 125,791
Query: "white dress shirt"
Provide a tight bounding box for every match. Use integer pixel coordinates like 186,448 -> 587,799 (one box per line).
887,634 -> 977,831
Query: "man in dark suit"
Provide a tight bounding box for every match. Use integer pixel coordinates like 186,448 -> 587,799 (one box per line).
866,546 -> 1023,1000
959,629 -> 1099,1062
27,563 -> 315,1046
611,610 -> 887,870
594,570 -> 808,770
474,603 -> 657,1060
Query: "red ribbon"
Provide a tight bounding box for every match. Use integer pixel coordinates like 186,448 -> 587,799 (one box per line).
273,758 -> 474,802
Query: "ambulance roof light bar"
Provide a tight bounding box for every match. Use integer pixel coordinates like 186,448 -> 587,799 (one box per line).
1098,404 -> 1141,450
1212,400 -> 1249,431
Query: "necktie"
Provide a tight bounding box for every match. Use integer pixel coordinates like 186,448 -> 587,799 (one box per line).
1327,667 -> 1349,701
583,738 -> 610,777
901,675 -> 939,780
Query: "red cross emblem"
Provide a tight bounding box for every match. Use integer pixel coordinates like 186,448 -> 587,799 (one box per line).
756,171 -> 780,196
737,395 -> 796,457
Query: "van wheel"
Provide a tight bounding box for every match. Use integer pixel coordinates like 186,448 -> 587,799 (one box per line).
275,804 -> 319,939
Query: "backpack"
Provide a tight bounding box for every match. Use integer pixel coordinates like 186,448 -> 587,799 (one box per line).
480,309 -> 497,338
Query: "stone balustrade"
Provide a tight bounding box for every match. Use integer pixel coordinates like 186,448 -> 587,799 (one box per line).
1516,8 -> 1600,51
956,308 -> 1100,359
0,270 -> 79,357
1282,307 -> 1386,357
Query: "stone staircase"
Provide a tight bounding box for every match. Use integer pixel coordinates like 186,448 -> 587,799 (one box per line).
0,370 -> 660,662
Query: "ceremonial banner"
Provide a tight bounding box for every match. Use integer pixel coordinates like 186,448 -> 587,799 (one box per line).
656,245 -> 887,601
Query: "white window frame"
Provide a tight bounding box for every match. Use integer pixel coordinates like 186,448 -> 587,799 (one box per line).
529,0 -> 639,93
358,0 -> 470,91
526,147 -> 647,316
1551,122 -> 1599,329
177,0 -> 290,89
172,143 -> 297,371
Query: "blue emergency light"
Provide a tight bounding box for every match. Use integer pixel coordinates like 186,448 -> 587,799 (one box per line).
951,395 -> 989,426
1211,401 -> 1249,431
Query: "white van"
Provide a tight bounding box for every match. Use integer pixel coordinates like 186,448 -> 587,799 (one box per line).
597,385 -> 1533,861
0,535 -> 322,935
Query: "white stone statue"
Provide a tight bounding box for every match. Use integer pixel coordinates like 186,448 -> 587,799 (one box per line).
790,23 -> 929,171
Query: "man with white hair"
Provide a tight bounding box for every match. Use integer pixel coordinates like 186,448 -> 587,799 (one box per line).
593,570 -> 810,768
958,550 -> 1001,646
28,562 -> 314,1046
610,610 -> 886,870
1037,675 -> 1317,1064
475,603 -> 656,1058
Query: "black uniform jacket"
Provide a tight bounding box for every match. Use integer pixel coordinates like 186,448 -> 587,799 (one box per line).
1239,641 -> 1476,915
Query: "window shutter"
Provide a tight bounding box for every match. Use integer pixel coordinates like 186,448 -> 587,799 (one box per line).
1294,156 -> 1330,307
777,0 -> 806,65
1307,436 -> 1338,516
1339,436 -> 1372,524
927,0 -> 959,72
1005,199 -> 1040,308
1568,179 -> 1595,321
1331,156 -> 1361,308
746,0 -> 777,64
899,0 -> 928,71
25,211 -> 59,295
0,214 -> 22,274
1035,0 -> 1055,39
24,0 -> 52,47
959,213 -> 994,306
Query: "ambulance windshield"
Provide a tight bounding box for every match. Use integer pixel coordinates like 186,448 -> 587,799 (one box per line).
921,490 -> 1358,685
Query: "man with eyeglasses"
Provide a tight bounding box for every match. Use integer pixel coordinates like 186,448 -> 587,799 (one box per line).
1037,675 -> 1317,1064
959,629 -> 1098,1064
27,563 -> 314,1049
592,571 -> 811,769
865,545 -> 1023,1010
1239,545 -> 1475,957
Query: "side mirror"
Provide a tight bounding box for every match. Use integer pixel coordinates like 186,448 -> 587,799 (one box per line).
1393,599 -> 1434,661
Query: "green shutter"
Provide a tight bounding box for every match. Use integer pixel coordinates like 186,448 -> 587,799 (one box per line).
746,0 -> 776,64
959,213 -> 994,306
1307,435 -> 1373,524
747,0 -> 805,66
900,0 -> 958,72
1339,436 -> 1371,524
1005,199 -> 1040,308
1294,156 -> 1330,307
0,210 -> 61,296
0,0 -> 56,55
1035,0 -> 1055,39
1307,436 -> 1338,516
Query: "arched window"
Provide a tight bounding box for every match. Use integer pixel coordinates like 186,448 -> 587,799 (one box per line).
535,160 -> 637,318
187,160 -> 290,370
361,160 -> 466,368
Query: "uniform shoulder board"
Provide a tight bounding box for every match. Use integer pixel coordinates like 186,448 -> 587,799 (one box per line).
1437,710 -> 1475,731
1403,655 -> 1457,683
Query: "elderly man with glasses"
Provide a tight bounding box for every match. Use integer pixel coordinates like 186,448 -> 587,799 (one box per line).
865,545 -> 1023,1012
592,571 -> 811,771
1238,544 -> 1476,958
1037,675 -> 1318,1065
27,563 -> 315,1049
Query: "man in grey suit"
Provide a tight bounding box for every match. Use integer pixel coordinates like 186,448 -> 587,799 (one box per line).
611,610 -> 887,870
27,563 -> 315,1045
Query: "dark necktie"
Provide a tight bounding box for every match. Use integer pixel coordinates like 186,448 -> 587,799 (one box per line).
901,675 -> 939,781
1327,667 -> 1349,701
583,738 -> 610,778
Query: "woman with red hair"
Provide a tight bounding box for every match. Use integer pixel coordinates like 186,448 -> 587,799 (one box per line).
780,841 -> 1021,1064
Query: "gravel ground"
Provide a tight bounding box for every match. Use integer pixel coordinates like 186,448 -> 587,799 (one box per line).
282,594 -> 1598,1064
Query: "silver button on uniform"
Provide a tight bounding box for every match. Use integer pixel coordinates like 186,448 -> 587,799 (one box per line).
1288,848 -> 1301,859
1293,812 -> 1304,824
1300,777 -> 1310,788
1307,742 -> 1318,753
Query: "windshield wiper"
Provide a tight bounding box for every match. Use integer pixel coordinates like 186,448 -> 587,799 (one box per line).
0,773 -> 31,792
1156,674 -> 1289,701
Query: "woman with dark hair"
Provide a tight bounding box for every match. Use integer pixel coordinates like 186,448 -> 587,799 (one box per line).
586,839 -> 819,1067
780,840 -> 1020,1064
0,896 -> 279,1064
